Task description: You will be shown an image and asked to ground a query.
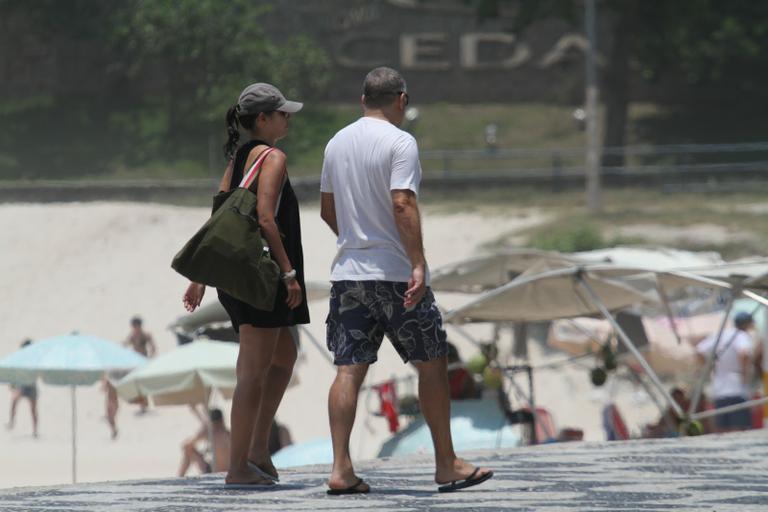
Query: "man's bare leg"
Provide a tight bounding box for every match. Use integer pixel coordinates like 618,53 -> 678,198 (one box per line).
225,325 -> 279,485
413,357 -> 492,484
327,363 -> 371,492
248,327 -> 297,477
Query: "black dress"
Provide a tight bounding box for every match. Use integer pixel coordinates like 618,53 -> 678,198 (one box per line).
217,139 -> 310,331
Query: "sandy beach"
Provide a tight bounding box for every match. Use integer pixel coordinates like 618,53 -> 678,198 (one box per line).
0,201 -> 658,488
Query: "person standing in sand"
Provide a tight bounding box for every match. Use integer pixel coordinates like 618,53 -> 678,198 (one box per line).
319,67 -> 494,495
125,316 -> 157,358
696,312 -> 756,433
183,83 -> 309,486
102,375 -> 120,439
6,339 -> 39,438
124,316 -> 156,414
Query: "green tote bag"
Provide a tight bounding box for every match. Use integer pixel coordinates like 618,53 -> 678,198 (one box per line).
171,148 -> 280,311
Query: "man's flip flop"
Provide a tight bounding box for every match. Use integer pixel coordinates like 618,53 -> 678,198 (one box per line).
247,460 -> 279,482
437,468 -> 494,493
326,478 -> 370,495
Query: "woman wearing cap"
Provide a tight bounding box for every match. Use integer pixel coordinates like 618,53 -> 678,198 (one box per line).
182,83 -> 309,486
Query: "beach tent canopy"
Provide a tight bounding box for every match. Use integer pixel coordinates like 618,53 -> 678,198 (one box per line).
444,264 -> 747,325
115,339 -> 240,406
575,246 -> 723,271
688,258 -> 768,291
445,263 -> 758,424
430,249 -> 576,293
444,265 -> 653,324
430,247 -> 723,295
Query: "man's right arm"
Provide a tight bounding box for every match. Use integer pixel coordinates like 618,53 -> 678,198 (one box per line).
320,192 -> 338,236
392,189 -> 426,308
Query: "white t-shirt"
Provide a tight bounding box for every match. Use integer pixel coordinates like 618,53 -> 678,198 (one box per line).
696,328 -> 753,399
320,117 -> 426,283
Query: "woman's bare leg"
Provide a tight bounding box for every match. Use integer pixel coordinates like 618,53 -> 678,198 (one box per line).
225,325 -> 280,485
248,327 -> 297,476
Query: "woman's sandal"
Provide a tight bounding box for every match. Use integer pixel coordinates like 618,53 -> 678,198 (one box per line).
326,478 -> 370,495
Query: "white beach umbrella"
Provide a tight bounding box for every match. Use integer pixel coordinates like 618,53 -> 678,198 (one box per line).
115,339 -> 238,406
0,334 -> 147,483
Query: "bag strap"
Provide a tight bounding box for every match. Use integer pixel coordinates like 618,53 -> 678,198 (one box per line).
238,146 -> 286,217
239,147 -> 275,190
713,329 -> 741,361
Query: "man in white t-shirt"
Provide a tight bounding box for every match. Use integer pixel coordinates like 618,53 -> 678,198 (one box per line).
320,67 -> 493,495
696,311 -> 755,432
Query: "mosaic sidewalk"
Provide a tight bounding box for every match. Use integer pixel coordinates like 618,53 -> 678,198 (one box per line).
2,430 -> 768,511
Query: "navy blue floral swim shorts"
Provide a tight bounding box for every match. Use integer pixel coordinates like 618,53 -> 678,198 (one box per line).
326,281 -> 449,366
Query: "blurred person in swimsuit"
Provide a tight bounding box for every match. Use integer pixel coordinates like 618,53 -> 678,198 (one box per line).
6,339 -> 39,438
125,316 -> 157,357
178,408 -> 231,476
124,316 -> 156,414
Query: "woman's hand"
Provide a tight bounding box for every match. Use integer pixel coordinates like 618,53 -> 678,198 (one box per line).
183,282 -> 206,312
284,279 -> 303,309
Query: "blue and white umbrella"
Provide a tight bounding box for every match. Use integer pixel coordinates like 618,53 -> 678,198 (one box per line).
378,399 -> 521,458
272,437 -> 334,468
0,334 -> 147,483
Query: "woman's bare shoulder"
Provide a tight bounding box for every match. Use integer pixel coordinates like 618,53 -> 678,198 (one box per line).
262,148 -> 287,170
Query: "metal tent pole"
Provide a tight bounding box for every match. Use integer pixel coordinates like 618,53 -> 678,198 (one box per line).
691,396 -> 768,421
577,276 -> 685,419
625,368 -> 678,435
655,280 -> 683,345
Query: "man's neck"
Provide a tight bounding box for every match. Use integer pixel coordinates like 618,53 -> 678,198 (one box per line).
364,110 -> 393,124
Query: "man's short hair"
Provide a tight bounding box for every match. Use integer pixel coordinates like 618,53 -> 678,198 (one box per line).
131,316 -> 142,327
209,408 -> 224,423
363,67 -> 406,109
734,311 -> 754,329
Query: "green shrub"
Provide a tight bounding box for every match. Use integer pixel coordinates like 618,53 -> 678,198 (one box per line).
530,220 -> 606,252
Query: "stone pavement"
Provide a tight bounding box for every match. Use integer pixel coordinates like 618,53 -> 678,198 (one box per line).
2,430 -> 767,511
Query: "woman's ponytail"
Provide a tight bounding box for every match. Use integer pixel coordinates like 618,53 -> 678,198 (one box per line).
223,104 -> 240,160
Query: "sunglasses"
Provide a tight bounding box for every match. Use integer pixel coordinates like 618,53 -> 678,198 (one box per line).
263,110 -> 291,120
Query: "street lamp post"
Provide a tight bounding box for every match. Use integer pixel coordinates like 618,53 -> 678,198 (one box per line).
585,0 -> 601,214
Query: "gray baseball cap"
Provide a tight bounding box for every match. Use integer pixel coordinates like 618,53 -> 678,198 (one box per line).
237,83 -> 303,115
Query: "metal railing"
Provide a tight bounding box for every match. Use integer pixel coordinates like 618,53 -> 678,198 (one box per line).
419,141 -> 768,181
